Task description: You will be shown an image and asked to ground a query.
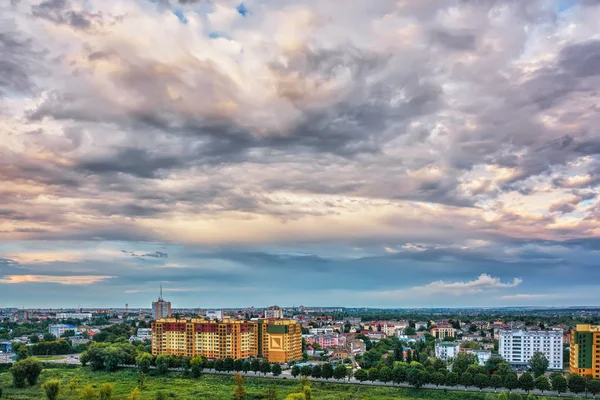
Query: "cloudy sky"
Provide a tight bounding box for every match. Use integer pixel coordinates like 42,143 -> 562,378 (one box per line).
1,0 -> 600,308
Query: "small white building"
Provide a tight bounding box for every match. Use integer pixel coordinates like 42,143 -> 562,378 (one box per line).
499,329 -> 563,370
137,328 -> 152,340
205,310 -> 224,320
435,342 -> 460,361
56,312 -> 92,321
309,327 -> 334,335
49,324 -> 77,338
264,306 -> 283,319
467,350 -> 492,366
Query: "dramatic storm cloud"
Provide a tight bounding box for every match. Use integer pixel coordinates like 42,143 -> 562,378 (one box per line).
1,0 -> 599,307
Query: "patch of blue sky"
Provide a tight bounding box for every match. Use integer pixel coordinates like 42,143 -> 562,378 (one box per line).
172,8 -> 188,24
209,31 -> 231,40
237,3 -> 248,17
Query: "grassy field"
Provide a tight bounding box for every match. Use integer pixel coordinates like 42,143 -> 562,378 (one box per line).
0,366 -> 553,400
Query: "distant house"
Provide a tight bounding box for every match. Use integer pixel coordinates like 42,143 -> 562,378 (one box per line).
435,342 -> 460,361
306,346 -> 314,356
466,350 -> 492,366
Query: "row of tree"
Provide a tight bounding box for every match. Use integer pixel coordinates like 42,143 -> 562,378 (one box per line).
338,359 -> 599,395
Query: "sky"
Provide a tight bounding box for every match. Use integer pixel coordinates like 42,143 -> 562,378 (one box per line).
1,0 -> 600,309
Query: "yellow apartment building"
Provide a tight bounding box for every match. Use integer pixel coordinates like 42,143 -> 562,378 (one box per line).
571,324 -> 600,378
152,318 -> 302,363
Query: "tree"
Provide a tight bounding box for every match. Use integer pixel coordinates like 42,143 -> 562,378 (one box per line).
550,373 -> 567,394
321,363 -> 333,380
518,372 -> 534,393
16,345 -> 30,361
99,383 -> 113,400
474,373 -> 489,390
233,372 -> 247,400
504,372 -> 519,392
135,352 -> 152,374
155,354 -> 170,375
215,359 -> 225,372
15,358 -> 42,386
43,333 -> 56,342
368,367 -> 379,382
272,364 -> 282,377
431,372 -> 445,387
42,379 -> 60,400
29,335 -> 39,344
334,364 -> 347,381
407,369 -> 428,389
300,365 -> 312,377
452,352 -> 480,376
498,392 -> 509,400
490,374 -> 503,391
379,366 -> 392,383
251,359 -> 261,374
190,356 -> 204,378
102,345 -> 125,372
234,359 -> 244,372
497,362 -> 511,378
568,374 -> 586,394
291,365 -> 300,378
311,365 -> 321,379
393,365 -> 407,385
354,369 -> 368,382
260,360 -> 271,376
460,372 -> 473,388
484,357 -> 506,375
137,372 -> 146,390
529,352 -> 549,378
534,375 -> 550,394
224,357 -> 235,372
242,360 -> 251,374
445,372 -> 459,388
588,379 -> 600,397
9,360 -> 27,388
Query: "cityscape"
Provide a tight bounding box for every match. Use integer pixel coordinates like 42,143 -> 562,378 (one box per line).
3,291 -> 600,398
2,0 -> 600,399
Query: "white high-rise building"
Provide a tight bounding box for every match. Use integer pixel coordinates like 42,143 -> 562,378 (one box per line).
499,329 -> 563,370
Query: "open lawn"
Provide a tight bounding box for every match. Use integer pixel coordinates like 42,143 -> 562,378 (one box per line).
0,367 -> 473,400
0,366 -> 560,400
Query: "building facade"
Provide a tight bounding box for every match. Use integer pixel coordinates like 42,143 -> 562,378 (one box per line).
264,306 -> 283,319
56,312 -> 92,320
466,349 -> 492,366
499,329 -> 563,370
431,326 -> 456,339
152,318 -> 302,363
570,324 -> 600,378
152,286 -> 171,320
435,341 -> 460,361
49,324 -> 77,338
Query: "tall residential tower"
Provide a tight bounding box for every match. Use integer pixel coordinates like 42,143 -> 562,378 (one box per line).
152,285 -> 171,320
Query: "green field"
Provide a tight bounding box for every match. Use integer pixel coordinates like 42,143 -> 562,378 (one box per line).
0,366 -> 550,400
0,367 -> 481,400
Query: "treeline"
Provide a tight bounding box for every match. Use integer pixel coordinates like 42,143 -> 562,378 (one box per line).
341,353 -> 600,396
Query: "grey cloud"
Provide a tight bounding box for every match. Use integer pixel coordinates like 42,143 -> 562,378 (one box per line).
31,0 -> 93,29
559,40 -> 600,78
430,29 -> 476,51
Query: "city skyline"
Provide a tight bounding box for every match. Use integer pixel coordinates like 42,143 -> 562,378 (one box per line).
2,0 -> 600,308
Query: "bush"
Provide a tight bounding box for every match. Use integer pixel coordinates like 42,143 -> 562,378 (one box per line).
99,382 -> 113,400
156,392 -> 167,400
80,384 -> 96,400
10,361 -> 27,388
42,379 -> 61,400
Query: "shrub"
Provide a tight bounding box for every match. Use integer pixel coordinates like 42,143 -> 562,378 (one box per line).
42,379 -> 60,400
99,383 -> 113,400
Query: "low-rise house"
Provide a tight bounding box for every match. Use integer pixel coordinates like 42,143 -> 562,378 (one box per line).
466,349 -> 492,366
